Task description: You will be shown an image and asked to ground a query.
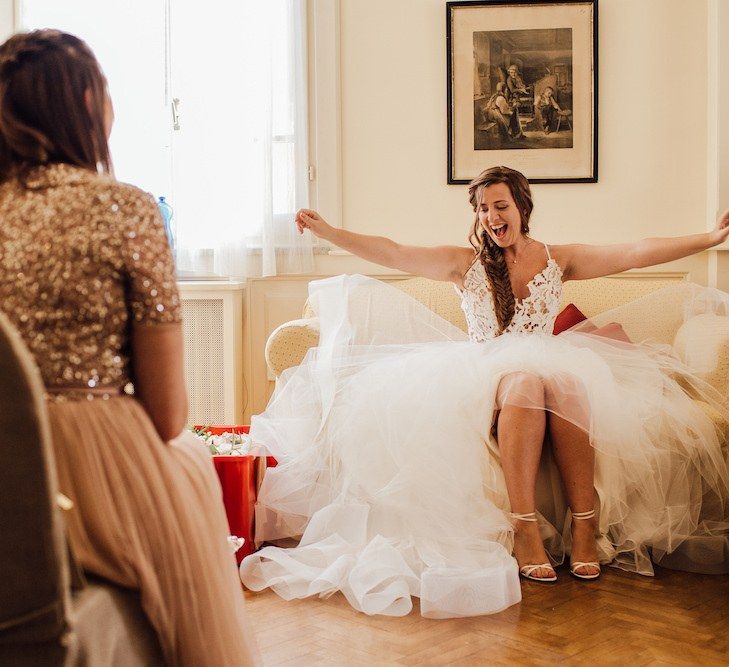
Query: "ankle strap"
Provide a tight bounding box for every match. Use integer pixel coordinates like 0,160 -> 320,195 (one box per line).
511,511 -> 538,522
572,509 -> 595,520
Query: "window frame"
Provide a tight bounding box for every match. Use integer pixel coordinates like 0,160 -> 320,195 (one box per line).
307,0 -> 342,233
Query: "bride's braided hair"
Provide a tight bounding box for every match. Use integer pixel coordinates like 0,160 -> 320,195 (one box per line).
467,166 -> 533,334
0,30 -> 111,183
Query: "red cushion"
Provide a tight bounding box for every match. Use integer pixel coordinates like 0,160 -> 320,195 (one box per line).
553,303 -> 587,335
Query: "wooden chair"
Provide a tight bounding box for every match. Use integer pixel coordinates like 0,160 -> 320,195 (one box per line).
556,109 -> 573,132
0,312 -> 163,665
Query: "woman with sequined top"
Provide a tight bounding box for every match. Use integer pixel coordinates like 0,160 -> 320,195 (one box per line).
0,30 -> 258,665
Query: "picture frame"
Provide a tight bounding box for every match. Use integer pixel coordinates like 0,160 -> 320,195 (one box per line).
447,0 -> 598,184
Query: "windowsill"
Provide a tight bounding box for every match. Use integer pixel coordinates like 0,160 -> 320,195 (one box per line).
177,278 -> 246,289
175,245 -> 332,282
176,271 -> 233,282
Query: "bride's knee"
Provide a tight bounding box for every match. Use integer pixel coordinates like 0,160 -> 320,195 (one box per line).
497,372 -> 546,410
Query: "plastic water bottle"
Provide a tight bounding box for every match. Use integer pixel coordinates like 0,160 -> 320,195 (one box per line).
157,196 -> 176,257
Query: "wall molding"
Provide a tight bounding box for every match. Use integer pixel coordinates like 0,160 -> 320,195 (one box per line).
609,271 -> 688,280
707,0 -> 729,282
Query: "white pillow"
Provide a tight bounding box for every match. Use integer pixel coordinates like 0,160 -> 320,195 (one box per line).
673,313 -> 729,391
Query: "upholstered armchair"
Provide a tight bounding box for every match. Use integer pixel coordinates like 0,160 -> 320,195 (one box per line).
0,313 -> 163,665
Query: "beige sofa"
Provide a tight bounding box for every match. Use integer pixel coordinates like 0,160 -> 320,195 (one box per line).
261,273 -> 729,573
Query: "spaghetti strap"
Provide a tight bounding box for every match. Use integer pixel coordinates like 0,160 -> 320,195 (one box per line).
543,243 -> 552,261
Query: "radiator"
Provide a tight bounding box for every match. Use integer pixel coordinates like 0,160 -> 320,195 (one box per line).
179,282 -> 246,426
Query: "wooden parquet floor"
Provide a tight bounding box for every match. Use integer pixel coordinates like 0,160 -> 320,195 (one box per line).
244,566 -> 729,666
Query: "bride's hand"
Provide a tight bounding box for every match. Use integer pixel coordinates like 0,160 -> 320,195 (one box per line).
295,209 -> 332,240
710,209 -> 729,246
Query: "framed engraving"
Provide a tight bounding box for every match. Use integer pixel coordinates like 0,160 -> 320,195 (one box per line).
447,0 -> 598,183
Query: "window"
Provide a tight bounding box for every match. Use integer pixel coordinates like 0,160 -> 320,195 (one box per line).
19,0 -> 313,278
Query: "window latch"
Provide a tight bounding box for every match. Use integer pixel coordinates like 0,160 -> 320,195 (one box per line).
172,97 -> 181,131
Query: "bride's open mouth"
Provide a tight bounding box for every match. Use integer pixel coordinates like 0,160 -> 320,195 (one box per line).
491,224 -> 508,239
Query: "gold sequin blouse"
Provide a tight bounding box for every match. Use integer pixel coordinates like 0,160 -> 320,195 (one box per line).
0,163 -> 181,395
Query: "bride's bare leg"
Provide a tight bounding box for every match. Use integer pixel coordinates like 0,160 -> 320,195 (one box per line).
545,383 -> 599,576
496,373 -> 552,578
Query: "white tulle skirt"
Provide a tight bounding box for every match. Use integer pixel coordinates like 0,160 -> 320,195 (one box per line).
240,275 -> 729,618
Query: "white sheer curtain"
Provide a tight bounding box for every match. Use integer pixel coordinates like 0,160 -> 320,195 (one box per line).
171,0 -> 313,278
19,0 -> 313,279
19,1 -> 171,198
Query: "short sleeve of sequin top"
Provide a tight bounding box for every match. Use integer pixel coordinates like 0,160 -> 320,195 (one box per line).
117,188 -> 181,325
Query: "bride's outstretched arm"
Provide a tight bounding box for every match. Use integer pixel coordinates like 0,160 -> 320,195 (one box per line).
559,209 -> 729,280
295,208 -> 473,283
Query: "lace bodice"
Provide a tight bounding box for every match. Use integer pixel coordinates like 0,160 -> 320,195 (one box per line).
458,244 -> 563,342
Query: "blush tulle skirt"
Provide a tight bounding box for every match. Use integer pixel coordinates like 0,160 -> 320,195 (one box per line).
240,275 -> 729,618
48,396 -> 260,665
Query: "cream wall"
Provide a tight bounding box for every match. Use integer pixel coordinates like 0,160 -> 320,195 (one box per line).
312,0 -> 720,285
2,0 -> 727,420
0,1 -> 13,40
0,0 -> 720,282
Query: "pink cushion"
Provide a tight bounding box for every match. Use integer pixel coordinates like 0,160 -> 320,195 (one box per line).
590,322 -> 632,343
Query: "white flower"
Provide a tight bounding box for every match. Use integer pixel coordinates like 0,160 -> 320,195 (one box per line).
216,439 -> 233,455
232,434 -> 253,454
188,427 -> 254,455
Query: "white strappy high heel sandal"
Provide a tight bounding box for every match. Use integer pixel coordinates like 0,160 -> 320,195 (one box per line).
570,509 -> 601,580
511,512 -> 557,583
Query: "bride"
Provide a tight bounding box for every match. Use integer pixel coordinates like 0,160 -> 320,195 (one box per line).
240,166 -> 729,618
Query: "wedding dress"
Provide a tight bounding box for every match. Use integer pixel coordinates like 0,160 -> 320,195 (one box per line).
240,244 -> 729,618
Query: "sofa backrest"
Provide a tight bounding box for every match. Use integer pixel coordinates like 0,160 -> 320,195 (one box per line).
561,275 -> 684,313
390,277 -> 468,330
303,274 -> 686,340
0,313 -> 70,646
563,275 -> 689,343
